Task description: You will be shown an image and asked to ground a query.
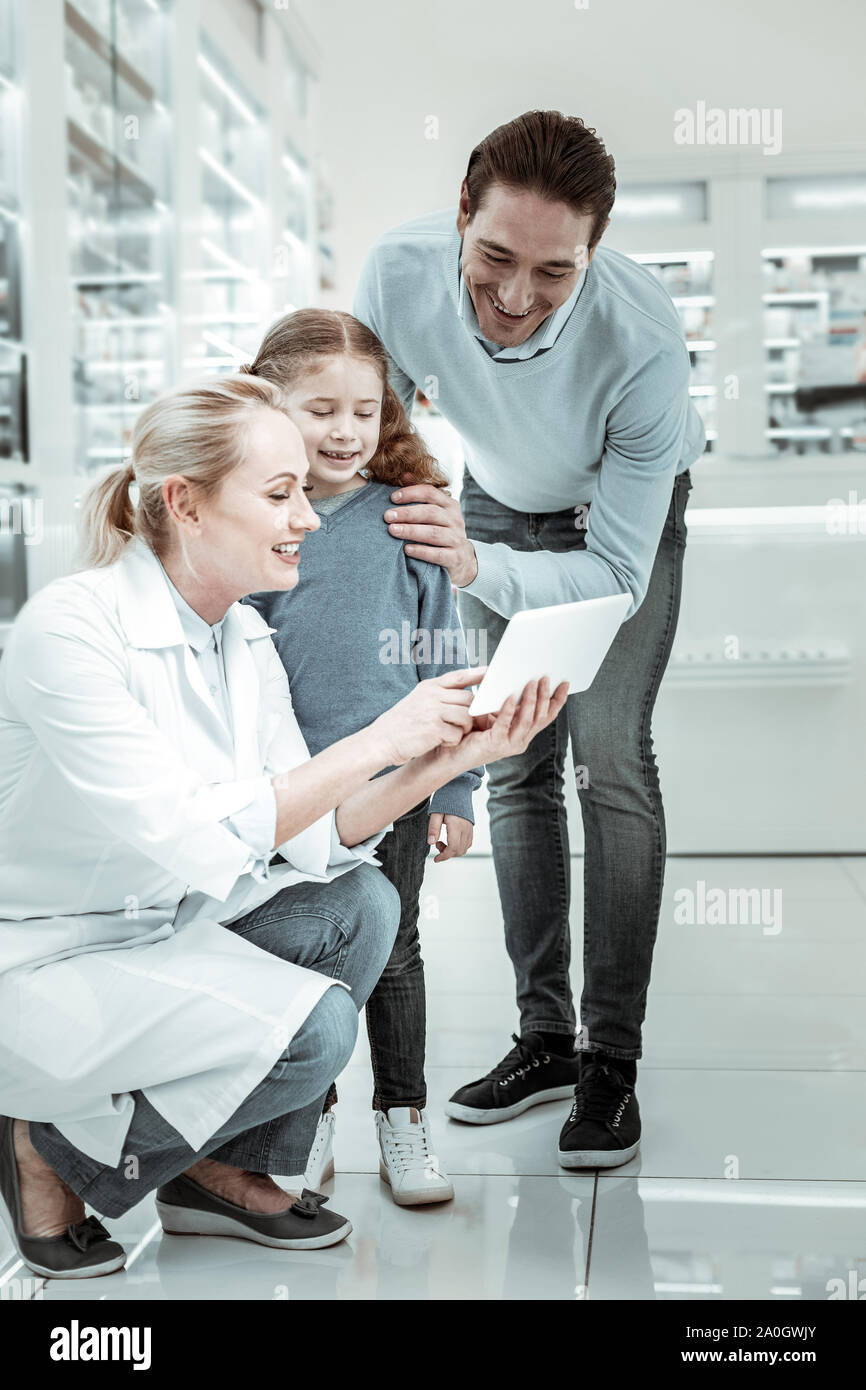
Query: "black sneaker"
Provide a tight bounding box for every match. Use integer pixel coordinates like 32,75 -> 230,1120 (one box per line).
444,1032 -> 581,1125
557,1051 -> 641,1168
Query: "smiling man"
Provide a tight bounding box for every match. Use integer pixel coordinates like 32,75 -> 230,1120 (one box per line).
352,110 -> 705,1170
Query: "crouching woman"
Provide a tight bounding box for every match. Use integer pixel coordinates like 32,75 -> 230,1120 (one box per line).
0,374 -> 567,1276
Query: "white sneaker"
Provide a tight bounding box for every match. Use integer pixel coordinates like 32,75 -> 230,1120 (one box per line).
303,1110 -> 336,1190
375,1107 -> 454,1206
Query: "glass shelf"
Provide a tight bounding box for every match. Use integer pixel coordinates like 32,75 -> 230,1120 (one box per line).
65,0 -> 174,472
66,0 -> 167,93
191,32 -> 268,373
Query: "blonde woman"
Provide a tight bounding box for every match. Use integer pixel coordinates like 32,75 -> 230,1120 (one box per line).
0,374 -> 567,1278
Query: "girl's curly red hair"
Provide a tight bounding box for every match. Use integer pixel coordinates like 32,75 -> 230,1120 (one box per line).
240,308 -> 450,491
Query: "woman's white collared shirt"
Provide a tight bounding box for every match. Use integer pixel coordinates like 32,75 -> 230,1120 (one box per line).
156,556 -> 279,877
0,538 -> 389,1165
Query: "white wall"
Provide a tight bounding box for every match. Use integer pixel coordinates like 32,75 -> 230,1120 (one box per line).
295,0 -> 866,311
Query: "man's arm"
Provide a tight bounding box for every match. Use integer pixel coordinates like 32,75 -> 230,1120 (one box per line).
463,346 -> 699,620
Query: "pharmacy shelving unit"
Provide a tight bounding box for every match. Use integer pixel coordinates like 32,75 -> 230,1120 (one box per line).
0,0 -> 28,642
175,3 -> 320,378
605,151 -> 866,500
185,29 -> 271,375
4,0 -> 323,611
629,248 -> 718,451
64,0 -> 176,473
762,232 -> 866,456
605,177 -> 717,452
0,0 -> 24,466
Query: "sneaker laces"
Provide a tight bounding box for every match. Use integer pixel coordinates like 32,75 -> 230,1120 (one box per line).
491,1033 -> 549,1087
568,1056 -> 632,1125
384,1116 -> 433,1173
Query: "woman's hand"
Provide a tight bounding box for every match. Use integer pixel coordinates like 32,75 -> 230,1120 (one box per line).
453,676 -> 570,770
333,674 -> 567,851
370,667 -> 488,766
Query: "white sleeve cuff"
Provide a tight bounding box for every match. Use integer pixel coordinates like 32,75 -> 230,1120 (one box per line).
204,775 -> 279,825
328,813 -> 393,868
225,778 -> 277,859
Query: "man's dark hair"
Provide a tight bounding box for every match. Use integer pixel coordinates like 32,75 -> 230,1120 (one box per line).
464,110 -> 616,250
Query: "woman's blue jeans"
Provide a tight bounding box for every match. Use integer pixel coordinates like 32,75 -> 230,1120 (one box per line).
457,466 -> 693,1060
29,862 -> 400,1218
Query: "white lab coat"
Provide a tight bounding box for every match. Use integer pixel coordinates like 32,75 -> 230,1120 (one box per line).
0,537 -> 388,1166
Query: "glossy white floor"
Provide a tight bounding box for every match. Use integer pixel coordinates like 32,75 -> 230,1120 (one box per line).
3,854 -> 866,1302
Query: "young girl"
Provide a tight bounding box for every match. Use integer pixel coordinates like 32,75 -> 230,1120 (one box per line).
242,309 -> 484,1207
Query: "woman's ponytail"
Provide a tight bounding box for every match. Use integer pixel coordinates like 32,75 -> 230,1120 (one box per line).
78,460 -> 137,569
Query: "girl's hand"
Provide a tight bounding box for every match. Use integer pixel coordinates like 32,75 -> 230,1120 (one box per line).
427,813 -> 473,863
458,676 -> 570,768
371,667 -> 489,766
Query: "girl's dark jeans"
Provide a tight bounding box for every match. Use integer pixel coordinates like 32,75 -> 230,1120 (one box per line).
325,796 -> 432,1113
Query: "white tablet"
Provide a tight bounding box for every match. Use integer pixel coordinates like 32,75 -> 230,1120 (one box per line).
467,593 -> 632,716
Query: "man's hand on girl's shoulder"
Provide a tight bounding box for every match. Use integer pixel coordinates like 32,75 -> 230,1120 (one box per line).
384,471 -> 479,587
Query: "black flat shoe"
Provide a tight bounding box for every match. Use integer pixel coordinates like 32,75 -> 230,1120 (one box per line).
156,1172 -> 353,1250
0,1115 -> 126,1279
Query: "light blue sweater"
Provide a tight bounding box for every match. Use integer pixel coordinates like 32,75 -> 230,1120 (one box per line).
353,206 -> 706,619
